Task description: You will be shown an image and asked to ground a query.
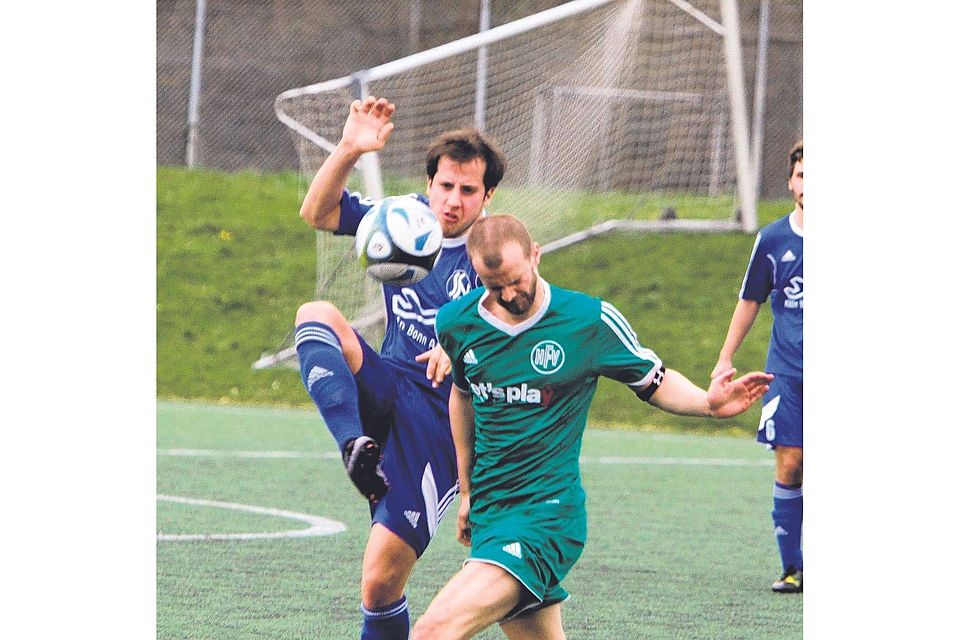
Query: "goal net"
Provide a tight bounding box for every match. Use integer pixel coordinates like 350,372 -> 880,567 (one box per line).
256,0 -> 748,369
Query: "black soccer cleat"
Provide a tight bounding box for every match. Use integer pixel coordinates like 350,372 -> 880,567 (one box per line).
771,565 -> 803,593
342,436 -> 389,502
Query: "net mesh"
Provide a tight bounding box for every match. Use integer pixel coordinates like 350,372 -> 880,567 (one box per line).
157,0 -> 801,191
271,0 -> 742,358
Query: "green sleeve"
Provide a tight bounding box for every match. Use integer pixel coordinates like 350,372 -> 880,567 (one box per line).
435,305 -> 468,391
594,300 -> 663,387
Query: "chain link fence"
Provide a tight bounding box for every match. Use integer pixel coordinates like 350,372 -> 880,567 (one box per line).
157,0 -> 800,198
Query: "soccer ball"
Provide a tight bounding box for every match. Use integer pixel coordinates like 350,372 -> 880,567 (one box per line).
355,195 -> 443,286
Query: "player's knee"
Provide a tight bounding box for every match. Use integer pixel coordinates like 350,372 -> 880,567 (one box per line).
786,464 -> 803,485
361,571 -> 404,609
776,452 -> 803,484
295,300 -> 344,326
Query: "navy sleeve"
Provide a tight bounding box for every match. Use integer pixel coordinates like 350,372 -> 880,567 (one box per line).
335,190 -> 377,237
740,231 -> 773,303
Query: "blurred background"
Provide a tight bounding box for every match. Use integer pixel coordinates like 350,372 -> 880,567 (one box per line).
157,0 -> 800,197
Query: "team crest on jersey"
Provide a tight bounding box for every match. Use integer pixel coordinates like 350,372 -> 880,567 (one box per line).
783,276 -> 803,309
530,340 -> 565,374
445,269 -> 476,300
392,288 -> 438,325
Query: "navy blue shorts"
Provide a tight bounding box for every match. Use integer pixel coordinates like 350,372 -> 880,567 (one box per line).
756,373 -> 802,449
354,336 -> 459,557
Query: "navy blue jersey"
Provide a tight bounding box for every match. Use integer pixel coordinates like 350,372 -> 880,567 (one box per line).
740,211 -> 803,376
336,189 -> 483,395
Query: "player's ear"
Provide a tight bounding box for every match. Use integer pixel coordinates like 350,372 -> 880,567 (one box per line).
483,187 -> 495,206
530,242 -> 541,267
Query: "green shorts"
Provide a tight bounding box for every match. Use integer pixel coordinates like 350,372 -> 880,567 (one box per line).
467,502 -> 587,620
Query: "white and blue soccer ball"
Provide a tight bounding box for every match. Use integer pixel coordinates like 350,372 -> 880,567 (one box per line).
355,195 -> 443,286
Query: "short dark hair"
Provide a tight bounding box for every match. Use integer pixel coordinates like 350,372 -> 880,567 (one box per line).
789,140 -> 803,177
466,214 -> 532,269
426,128 -> 506,193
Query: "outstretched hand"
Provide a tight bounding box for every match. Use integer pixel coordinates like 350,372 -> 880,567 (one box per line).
707,368 -> 773,418
341,96 -> 395,154
415,345 -> 452,388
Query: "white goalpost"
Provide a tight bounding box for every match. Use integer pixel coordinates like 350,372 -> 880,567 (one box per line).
255,0 -> 759,370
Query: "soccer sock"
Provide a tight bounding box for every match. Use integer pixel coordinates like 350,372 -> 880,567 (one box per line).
360,596 -> 409,640
772,482 -> 803,572
295,322 -> 362,452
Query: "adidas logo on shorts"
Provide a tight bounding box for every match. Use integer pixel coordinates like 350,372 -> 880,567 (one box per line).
404,510 -> 421,529
502,542 -> 522,558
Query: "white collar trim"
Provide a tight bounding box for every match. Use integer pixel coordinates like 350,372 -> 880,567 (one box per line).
789,210 -> 803,237
478,279 -> 551,336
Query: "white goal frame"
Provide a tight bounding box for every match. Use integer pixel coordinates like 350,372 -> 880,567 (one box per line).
274,0 -> 759,233
256,0 -> 763,370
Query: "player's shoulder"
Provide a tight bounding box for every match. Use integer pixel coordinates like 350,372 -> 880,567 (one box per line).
759,212 -> 798,241
550,283 -> 597,306
547,283 -> 603,320
436,287 -> 485,331
548,285 -> 642,348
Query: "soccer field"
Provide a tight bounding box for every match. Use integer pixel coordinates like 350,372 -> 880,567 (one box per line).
157,401 -> 801,639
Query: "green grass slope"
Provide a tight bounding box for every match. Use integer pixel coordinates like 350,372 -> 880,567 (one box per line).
158,167 -> 790,435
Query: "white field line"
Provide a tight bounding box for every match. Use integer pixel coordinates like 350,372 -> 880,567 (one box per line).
583,456 -> 772,466
159,449 -> 341,459
157,495 -> 347,542
157,449 -> 771,466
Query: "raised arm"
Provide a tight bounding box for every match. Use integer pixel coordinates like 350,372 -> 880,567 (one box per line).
299,96 -> 396,231
711,299 -> 762,378
448,387 -> 476,547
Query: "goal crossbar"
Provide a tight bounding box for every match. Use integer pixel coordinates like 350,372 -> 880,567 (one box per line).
276,0 -> 617,102
273,0 -> 619,154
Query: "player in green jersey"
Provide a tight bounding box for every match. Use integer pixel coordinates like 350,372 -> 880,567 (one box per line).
411,215 -> 774,640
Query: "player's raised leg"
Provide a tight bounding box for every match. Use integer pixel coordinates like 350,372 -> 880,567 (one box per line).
410,562 -> 531,640
294,300 -> 388,501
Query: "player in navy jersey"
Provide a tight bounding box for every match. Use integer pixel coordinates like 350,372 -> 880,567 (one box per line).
713,141 -> 804,593
293,95 -> 506,639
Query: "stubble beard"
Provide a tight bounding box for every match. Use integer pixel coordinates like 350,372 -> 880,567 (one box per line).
500,272 -> 538,317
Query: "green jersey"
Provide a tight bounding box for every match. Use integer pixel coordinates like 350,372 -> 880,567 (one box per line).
435,281 -> 663,517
